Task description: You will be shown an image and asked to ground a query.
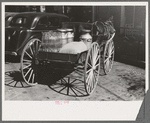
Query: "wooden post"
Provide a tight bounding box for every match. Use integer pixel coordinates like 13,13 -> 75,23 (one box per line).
62,6 -> 65,14
132,6 -> 135,28
120,6 -> 125,27
120,6 -> 126,34
92,6 -> 95,22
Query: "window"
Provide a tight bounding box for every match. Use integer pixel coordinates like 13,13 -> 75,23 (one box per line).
38,17 -> 48,27
12,17 -> 27,25
48,17 -> 60,27
5,16 -> 13,21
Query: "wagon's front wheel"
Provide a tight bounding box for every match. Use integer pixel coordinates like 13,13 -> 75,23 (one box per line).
84,42 -> 101,95
20,38 -> 41,86
103,40 -> 115,74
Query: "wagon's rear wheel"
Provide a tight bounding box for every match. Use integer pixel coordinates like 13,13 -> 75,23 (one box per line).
103,40 -> 115,74
20,38 -> 41,86
84,42 -> 101,95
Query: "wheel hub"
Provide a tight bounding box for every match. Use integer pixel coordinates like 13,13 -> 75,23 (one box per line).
92,66 -> 96,70
34,59 -> 39,65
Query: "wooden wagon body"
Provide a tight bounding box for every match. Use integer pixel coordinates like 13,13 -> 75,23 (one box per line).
20,22 -> 115,95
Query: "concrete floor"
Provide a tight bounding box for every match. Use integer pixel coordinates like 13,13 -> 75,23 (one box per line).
5,61 -> 145,101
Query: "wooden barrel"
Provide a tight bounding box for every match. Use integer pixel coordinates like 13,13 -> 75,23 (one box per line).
39,30 -> 69,52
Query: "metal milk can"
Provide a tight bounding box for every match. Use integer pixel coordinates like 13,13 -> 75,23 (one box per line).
57,29 -> 68,46
66,28 -> 74,43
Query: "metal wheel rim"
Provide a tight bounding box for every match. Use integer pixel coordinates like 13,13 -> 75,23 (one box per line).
103,41 -> 115,74
20,38 -> 41,86
84,42 -> 100,95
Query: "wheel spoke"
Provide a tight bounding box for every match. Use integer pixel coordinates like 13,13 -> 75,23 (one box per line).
110,42 -> 114,49
89,50 -> 93,65
32,73 -> 35,83
104,57 -> 109,63
111,50 -> 114,55
94,63 -> 99,69
59,86 -> 67,93
103,41 -> 114,74
87,78 -> 91,93
94,45 -> 98,56
21,39 -> 41,86
93,72 -> 97,87
30,46 -> 34,56
62,78 -> 67,84
92,46 -> 95,65
70,87 -> 78,96
86,71 -> 92,84
70,79 -> 77,84
91,73 -> 94,90
67,86 -> 70,95
25,51 -> 32,59
23,64 -> 31,70
24,68 -> 32,77
28,70 -> 33,82
32,42 -> 36,54
108,42 -> 114,54
73,86 -> 85,92
52,84 -> 65,89
86,68 -> 92,74
95,45 -> 99,59
72,86 -> 85,95
95,51 -> 99,62
94,54 -> 100,66
87,62 -> 92,68
93,49 -> 98,65
94,69 -> 99,74
110,46 -> 114,52
94,68 -> 99,77
72,81 -> 84,85
23,59 -> 32,62
105,54 -> 109,57
87,71 -> 93,89
84,42 -> 100,95
86,73 -> 90,83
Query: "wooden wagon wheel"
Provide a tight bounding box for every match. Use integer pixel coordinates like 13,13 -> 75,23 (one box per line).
20,38 -> 41,86
84,42 -> 101,95
103,40 -> 115,74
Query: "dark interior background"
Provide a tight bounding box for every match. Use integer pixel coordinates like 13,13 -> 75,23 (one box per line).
5,5 -> 146,68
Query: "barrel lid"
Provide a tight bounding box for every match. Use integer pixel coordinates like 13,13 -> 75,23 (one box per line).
66,28 -> 73,31
81,29 -> 91,33
80,33 -> 92,39
57,29 -> 67,32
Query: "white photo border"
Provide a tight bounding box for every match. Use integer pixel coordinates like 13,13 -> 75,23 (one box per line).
2,2 -> 149,121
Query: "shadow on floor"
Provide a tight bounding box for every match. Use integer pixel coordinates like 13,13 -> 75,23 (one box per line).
36,65 -> 88,97
5,66 -> 89,97
5,71 -> 31,88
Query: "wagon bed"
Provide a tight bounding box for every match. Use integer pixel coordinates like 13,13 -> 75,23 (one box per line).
20,22 -> 115,95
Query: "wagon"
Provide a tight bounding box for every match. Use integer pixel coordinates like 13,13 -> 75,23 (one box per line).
20,22 -> 115,95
